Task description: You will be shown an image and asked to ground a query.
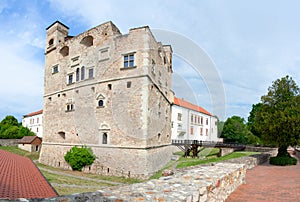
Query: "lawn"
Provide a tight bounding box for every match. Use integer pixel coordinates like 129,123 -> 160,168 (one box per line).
176,151 -> 260,168
0,146 -> 39,160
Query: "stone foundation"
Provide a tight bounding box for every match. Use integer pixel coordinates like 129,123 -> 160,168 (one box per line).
39,143 -> 176,179
0,139 -> 19,146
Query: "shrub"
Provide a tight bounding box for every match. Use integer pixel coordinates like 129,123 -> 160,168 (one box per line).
269,156 -> 297,166
64,146 -> 96,171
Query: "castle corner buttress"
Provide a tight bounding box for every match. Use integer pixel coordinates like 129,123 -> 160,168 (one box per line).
39,21 -> 174,178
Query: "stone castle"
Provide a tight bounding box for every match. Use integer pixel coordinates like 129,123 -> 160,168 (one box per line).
39,21 -> 175,178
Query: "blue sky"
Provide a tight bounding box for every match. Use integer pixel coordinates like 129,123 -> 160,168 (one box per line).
1,0 -> 300,121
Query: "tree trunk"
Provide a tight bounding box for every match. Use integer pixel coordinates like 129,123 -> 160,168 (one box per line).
277,145 -> 289,157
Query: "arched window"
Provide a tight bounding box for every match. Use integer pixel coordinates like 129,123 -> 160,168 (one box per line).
81,66 -> 85,80
60,46 -> 69,57
102,133 -> 108,144
98,100 -> 104,107
76,68 -> 80,81
80,35 -> 93,47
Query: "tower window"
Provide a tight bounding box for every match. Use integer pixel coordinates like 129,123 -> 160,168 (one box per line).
76,68 -> 80,81
98,100 -> 104,107
52,65 -> 59,74
127,81 -> 132,88
67,74 -> 73,85
81,66 -> 85,80
48,38 -> 54,46
124,53 -> 135,68
108,84 -> 112,90
102,133 -> 108,144
88,68 -> 94,79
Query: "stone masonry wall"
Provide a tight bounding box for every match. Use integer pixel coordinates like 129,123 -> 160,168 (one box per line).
0,139 -> 19,146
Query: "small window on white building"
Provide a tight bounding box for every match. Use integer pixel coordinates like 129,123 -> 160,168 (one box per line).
177,113 -> 182,121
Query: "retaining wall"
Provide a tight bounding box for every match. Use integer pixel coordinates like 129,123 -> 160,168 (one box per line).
0,139 -> 19,146
24,153 -> 270,202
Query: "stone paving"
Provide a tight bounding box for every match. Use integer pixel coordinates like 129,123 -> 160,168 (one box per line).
226,155 -> 300,202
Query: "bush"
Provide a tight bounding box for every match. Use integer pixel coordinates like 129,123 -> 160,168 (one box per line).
269,156 -> 297,166
64,146 -> 96,171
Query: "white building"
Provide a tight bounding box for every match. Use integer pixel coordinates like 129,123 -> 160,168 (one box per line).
171,97 -> 218,142
22,110 -> 43,138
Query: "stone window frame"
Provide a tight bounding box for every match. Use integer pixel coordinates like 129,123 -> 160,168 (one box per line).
52,64 -> 59,74
67,73 -> 74,85
121,52 -> 136,70
96,94 -> 106,108
65,99 -> 75,112
87,67 -> 94,79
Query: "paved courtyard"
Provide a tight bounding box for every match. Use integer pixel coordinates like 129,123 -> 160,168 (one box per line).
227,155 -> 300,202
0,149 -> 58,200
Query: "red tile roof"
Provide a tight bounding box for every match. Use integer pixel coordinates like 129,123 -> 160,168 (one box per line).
18,136 -> 42,144
0,149 -> 58,199
24,110 -> 43,117
173,97 -> 212,116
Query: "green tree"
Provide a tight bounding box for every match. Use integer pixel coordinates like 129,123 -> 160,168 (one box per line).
247,103 -> 263,138
18,126 -> 35,138
1,115 -> 18,126
2,126 -> 19,139
253,75 -> 300,157
221,116 -> 249,144
64,146 -> 96,171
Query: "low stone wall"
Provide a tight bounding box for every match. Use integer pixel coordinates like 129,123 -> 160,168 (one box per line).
218,148 -> 234,157
0,139 -> 19,146
244,146 -> 278,157
26,163 -> 246,202
224,153 -> 270,169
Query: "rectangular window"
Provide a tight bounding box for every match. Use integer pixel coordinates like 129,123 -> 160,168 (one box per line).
52,65 -> 59,74
206,129 -> 209,136
68,74 -> 73,85
191,115 -> 193,123
177,113 -> 182,121
88,68 -> 94,79
190,126 -> 194,135
37,118 -> 39,124
201,117 -> 203,125
206,118 -> 209,125
200,128 -> 203,135
81,66 -> 85,80
127,81 -> 132,88
124,54 -> 135,68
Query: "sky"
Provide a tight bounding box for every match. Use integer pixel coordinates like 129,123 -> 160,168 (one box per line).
1,0 -> 300,122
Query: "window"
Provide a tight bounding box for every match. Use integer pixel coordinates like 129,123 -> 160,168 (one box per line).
206,129 -> 209,136
37,118 -> 39,124
201,117 -> 203,125
124,53 -> 135,68
200,128 -> 203,136
206,118 -> 209,125
88,68 -> 94,79
48,38 -> 54,46
190,126 -> 194,135
37,128 -> 39,132
108,84 -> 112,90
177,113 -> 182,121
68,74 -> 73,85
191,115 -> 193,123
102,133 -> 108,144
98,100 -> 104,107
81,66 -> 85,80
178,123 -> 182,130
76,68 -> 80,82
127,81 -> 132,88
52,65 -> 59,74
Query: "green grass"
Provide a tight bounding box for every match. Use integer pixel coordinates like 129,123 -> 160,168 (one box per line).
0,146 -> 39,160
54,186 -> 102,196
176,151 -> 259,168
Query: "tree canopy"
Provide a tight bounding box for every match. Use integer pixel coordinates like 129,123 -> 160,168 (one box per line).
221,116 -> 260,144
251,75 -> 300,156
0,115 -> 35,139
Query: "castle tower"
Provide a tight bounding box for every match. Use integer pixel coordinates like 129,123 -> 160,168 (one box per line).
39,21 -> 174,178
